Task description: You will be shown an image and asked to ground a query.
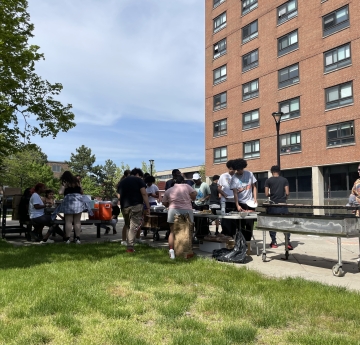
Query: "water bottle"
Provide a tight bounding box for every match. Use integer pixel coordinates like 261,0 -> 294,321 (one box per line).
169,249 -> 175,259
221,201 -> 226,215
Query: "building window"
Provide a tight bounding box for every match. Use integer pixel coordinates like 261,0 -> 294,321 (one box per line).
254,172 -> 268,195
327,121 -> 355,147
242,0 -> 258,15
278,63 -> 299,89
278,30 -> 298,56
323,6 -> 349,37
214,119 -> 227,137
324,43 -> 351,73
280,132 -> 301,153
213,65 -> 227,85
244,140 -> 260,158
243,109 -> 259,130
213,0 -> 225,9
283,168 -> 312,199
214,146 -> 227,163
242,20 -> 258,44
279,97 -> 300,120
324,163 -> 358,198
242,79 -> 259,101
213,38 -> 227,59
214,12 -> 227,33
325,82 -> 353,110
278,0 -> 297,25
52,165 -> 61,173
242,49 -> 258,72
213,92 -> 227,111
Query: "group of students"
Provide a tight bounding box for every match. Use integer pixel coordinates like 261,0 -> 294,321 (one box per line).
19,158 -> 295,252
161,158 -> 293,250
19,171 -> 90,244
115,158 -> 292,259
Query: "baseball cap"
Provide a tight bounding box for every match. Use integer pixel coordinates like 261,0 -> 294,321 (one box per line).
193,173 -> 201,180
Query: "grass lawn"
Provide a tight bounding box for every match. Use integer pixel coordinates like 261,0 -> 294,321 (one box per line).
0,240 -> 360,345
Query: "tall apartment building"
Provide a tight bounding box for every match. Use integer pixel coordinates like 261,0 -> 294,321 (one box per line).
205,0 -> 360,205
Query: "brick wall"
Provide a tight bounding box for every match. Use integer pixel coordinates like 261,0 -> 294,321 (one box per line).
205,0 -> 360,177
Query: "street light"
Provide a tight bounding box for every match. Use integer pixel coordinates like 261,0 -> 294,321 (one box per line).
149,159 -> 154,176
272,112 -> 284,169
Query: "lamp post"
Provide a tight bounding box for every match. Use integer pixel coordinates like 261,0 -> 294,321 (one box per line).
149,159 -> 154,176
272,112 -> 284,169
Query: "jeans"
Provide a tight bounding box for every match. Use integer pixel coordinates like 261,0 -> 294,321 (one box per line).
267,205 -> 290,243
122,204 -> 143,248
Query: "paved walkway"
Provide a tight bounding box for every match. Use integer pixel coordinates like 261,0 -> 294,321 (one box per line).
3,219 -> 360,292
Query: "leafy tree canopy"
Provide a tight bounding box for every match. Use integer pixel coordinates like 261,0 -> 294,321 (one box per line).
66,145 -> 96,177
0,0 -> 75,160
0,145 -> 56,191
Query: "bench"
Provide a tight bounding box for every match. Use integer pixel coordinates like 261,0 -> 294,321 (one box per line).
53,219 -> 109,238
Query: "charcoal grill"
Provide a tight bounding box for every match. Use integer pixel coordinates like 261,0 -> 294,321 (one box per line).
257,204 -> 360,277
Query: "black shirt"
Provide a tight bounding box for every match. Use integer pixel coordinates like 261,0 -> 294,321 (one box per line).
117,176 -> 146,209
64,186 -> 82,196
209,182 -> 220,205
165,179 -> 193,190
264,176 -> 289,203
112,205 -> 120,218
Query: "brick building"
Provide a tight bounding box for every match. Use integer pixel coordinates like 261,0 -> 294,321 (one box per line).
205,0 -> 360,206
46,161 -> 69,178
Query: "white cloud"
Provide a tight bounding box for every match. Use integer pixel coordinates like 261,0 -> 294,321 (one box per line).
28,0 -> 205,125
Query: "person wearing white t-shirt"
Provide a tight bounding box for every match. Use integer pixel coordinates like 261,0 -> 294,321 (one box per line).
29,183 -> 55,244
144,176 -> 159,206
230,158 -> 257,241
218,160 -> 237,236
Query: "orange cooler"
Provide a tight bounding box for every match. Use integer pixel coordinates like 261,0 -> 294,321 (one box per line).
99,201 -> 112,221
89,202 -> 99,220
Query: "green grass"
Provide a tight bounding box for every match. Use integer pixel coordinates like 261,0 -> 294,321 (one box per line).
0,240 -> 360,345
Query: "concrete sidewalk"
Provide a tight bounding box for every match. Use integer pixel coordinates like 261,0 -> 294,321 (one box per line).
2,219 -> 360,292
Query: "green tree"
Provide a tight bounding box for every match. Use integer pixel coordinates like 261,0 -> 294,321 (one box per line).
81,175 -> 102,198
0,0 -> 75,160
66,145 -> 96,177
141,160 -> 157,176
102,159 -> 118,200
199,164 -> 206,181
0,146 -> 56,192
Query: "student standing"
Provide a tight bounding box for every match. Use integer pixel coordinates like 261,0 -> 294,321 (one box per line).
264,165 -> 293,250
117,168 -> 150,253
230,158 -> 257,241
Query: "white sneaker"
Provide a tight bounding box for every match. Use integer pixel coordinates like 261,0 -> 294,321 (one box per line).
75,238 -> 81,245
121,241 -> 127,246
169,249 -> 175,259
64,238 -> 71,244
40,239 -> 54,244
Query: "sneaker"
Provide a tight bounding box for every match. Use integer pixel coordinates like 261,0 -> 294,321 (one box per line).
270,242 -> 278,249
126,248 -> 135,253
169,249 -> 175,259
64,238 -> 71,244
287,243 -> 294,250
104,227 -> 110,235
75,237 -> 81,245
121,240 -> 127,246
140,232 -> 144,236
40,239 -> 54,244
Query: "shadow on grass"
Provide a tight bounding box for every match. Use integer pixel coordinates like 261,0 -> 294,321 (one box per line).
0,240 -> 198,270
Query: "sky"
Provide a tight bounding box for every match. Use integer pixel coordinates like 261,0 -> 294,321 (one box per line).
27,0 -> 205,172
